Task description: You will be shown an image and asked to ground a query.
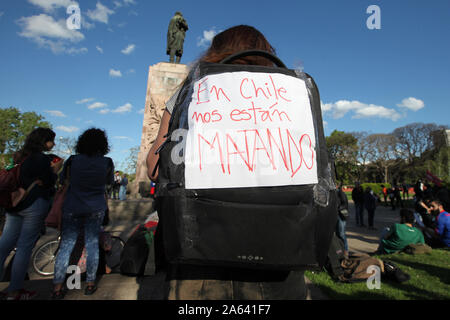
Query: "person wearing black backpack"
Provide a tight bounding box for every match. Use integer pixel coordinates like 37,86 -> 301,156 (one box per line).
146,25 -> 337,300
0,128 -> 61,300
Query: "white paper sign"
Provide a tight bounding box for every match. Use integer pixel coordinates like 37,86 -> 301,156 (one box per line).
184,71 -> 318,189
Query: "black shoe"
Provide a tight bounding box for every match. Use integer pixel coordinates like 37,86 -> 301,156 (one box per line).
383,261 -> 410,283
84,284 -> 97,296
51,289 -> 66,300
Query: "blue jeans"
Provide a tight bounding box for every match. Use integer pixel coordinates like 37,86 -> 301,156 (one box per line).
336,215 -> 349,251
119,186 -> 127,200
0,198 -> 50,292
53,211 -> 104,284
354,203 -> 364,226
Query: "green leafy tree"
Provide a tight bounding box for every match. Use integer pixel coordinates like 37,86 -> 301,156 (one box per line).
326,130 -> 359,184
0,107 -> 51,167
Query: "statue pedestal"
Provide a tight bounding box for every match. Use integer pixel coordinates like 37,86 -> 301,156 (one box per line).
133,62 -> 189,197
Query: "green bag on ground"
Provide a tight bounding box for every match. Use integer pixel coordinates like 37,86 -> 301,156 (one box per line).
402,243 -> 432,255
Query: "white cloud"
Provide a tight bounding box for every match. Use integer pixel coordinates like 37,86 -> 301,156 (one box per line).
87,102 -> 107,109
127,69 -> 135,74
17,14 -> 86,54
114,136 -> 132,140
109,69 -> 122,77
112,103 -> 132,113
121,44 -> 135,55
322,100 -> 402,121
56,125 -> 79,133
45,110 -> 66,117
86,2 -> 114,24
197,28 -> 219,47
113,1 -> 122,8
18,14 -> 84,41
81,16 -> 95,30
99,108 -> 110,114
96,46 -> 103,53
28,0 -> 78,12
0,12 -> 4,18
66,47 -> 88,54
76,97 -> 95,104
396,97 -> 425,111
123,0 -> 136,5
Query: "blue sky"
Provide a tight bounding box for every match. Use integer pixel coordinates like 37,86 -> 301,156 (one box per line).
0,0 -> 449,171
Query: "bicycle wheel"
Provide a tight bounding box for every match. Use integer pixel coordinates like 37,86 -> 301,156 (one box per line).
32,239 -> 60,276
105,236 -> 125,270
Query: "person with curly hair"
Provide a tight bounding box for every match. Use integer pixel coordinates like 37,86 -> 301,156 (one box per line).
0,127 -> 61,300
52,128 -> 114,299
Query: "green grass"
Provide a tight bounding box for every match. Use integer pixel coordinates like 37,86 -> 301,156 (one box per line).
305,248 -> 450,300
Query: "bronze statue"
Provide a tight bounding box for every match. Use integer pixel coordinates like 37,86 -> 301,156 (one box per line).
166,12 -> 188,63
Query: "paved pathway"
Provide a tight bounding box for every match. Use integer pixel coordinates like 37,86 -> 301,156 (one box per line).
346,200 -> 402,254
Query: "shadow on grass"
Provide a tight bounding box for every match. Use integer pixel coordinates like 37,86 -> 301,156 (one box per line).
310,282 -> 393,300
384,256 -> 450,286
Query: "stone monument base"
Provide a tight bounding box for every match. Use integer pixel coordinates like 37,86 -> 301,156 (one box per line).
132,62 -> 189,197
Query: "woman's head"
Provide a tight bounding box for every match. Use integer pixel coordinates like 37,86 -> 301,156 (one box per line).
75,128 -> 110,156
200,25 -> 276,66
15,127 -> 56,162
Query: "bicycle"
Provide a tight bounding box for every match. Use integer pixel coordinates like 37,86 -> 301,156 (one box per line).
31,230 -> 125,277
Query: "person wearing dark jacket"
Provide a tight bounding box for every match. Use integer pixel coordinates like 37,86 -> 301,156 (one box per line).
52,128 -> 114,299
352,183 -> 365,227
336,185 -> 349,255
364,187 -> 378,230
0,128 -> 61,300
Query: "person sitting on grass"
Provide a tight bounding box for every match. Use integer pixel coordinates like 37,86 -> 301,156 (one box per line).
375,209 -> 425,254
429,199 -> 450,248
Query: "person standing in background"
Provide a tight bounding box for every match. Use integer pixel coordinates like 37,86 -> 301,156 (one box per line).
352,183 -> 365,227
364,186 -> 378,230
112,171 -> 121,200
119,174 -> 128,201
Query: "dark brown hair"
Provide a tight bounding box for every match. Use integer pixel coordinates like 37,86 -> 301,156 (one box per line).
14,127 -> 56,163
75,128 -> 110,156
200,25 -> 276,66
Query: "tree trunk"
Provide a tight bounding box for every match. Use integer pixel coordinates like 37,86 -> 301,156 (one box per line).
384,166 -> 388,184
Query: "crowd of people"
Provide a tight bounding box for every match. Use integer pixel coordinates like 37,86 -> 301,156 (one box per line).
349,180 -> 450,254
107,171 -> 128,201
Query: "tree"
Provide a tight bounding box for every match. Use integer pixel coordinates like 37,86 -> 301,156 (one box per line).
52,136 -> 77,158
365,133 -> 402,183
392,123 -> 448,163
326,130 -> 358,184
352,131 -> 372,181
0,107 -> 51,167
124,146 -> 139,175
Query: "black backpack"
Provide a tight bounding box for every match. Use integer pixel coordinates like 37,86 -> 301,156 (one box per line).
155,50 -> 338,270
120,221 -> 157,276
